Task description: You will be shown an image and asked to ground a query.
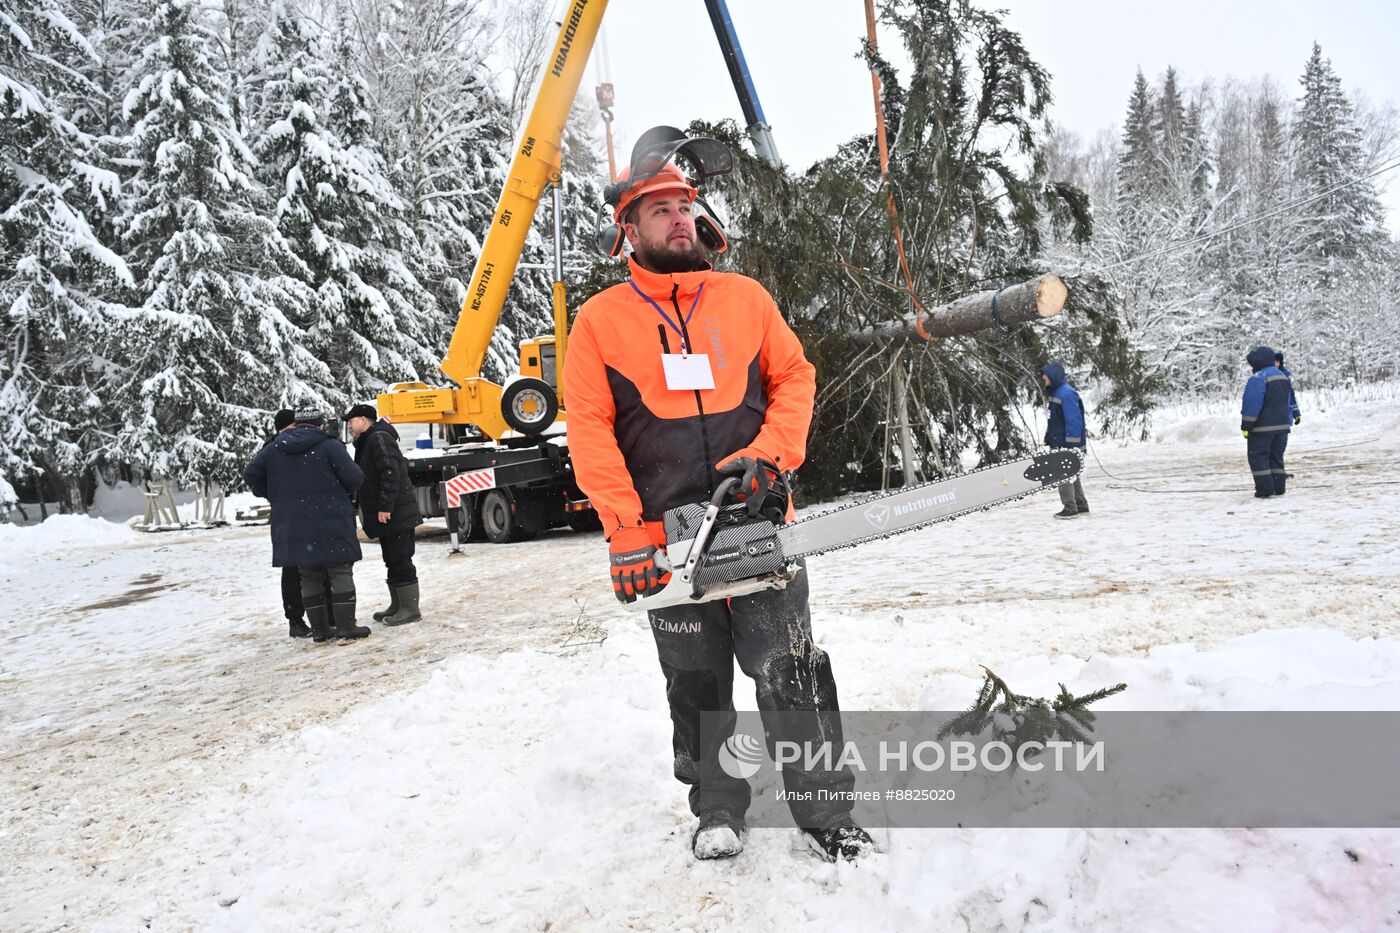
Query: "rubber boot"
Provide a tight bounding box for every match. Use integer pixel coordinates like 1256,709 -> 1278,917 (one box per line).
306,601 -> 334,646
288,618 -> 312,638
332,594 -> 371,643
372,583 -> 399,622
382,582 -> 422,627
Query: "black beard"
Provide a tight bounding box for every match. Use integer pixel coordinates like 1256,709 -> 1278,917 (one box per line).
633,238 -> 710,274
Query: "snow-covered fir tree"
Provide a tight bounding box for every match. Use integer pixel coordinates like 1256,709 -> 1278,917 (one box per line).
65,0 -> 145,139
350,0 -> 529,380
1115,70 -> 1155,205
1105,68 -> 1219,384
1291,43 -> 1394,381
113,0 -> 320,486
253,4 -> 437,407
1,0 -> 132,509
1293,43 -> 1390,282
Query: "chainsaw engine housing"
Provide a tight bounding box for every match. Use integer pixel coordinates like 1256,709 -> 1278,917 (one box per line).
663,501 -> 788,588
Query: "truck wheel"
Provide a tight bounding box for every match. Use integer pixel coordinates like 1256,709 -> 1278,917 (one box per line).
459,498 -> 487,542
481,489 -> 535,543
501,378 -> 558,435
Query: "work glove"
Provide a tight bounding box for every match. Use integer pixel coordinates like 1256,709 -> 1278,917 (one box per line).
1241,430 -> 1250,438
1294,414 -> 1301,426
715,449 -> 783,517
609,526 -> 669,604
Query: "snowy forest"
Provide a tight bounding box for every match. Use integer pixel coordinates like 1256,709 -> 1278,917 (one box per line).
3,0 -> 1397,510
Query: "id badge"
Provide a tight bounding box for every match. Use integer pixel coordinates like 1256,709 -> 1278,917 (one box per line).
661,353 -> 715,391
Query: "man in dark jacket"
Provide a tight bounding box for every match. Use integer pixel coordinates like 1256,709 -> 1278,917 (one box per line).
1041,362 -> 1090,519
345,404 -> 424,626
261,409 -> 311,637
1241,346 -> 1293,499
244,411 -> 371,644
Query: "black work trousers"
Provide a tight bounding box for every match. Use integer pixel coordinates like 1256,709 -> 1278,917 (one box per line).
1246,432 -> 1287,496
646,561 -> 855,829
378,531 -> 418,585
280,565 -> 303,621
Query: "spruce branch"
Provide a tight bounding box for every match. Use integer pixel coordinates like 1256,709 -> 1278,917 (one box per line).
937,667 -> 1127,753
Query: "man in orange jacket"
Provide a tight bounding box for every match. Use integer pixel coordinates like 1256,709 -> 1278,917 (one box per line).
563,151 -> 873,863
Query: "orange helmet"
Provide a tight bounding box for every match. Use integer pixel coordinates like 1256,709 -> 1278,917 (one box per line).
608,163 -> 697,222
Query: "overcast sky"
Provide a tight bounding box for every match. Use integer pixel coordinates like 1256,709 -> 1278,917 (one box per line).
590,0 -> 1399,233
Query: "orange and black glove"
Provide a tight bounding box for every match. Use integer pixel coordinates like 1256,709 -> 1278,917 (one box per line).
609,527 -> 670,604
716,449 -> 783,517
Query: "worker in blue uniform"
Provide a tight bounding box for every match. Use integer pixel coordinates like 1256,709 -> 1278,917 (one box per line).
1240,346 -> 1293,498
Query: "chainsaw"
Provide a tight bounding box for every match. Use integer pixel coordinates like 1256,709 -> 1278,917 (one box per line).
623,450 -> 1083,612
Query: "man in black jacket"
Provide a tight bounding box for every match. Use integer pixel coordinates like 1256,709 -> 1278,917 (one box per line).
262,409 -> 311,637
244,411 -> 371,644
345,404 -> 424,626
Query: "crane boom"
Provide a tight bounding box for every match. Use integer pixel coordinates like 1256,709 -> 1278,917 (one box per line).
442,0 -> 606,384
379,0 -> 609,438
378,0 -> 782,441
702,0 -> 781,169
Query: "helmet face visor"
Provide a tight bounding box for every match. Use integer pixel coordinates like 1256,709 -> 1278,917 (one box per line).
628,126 -> 734,189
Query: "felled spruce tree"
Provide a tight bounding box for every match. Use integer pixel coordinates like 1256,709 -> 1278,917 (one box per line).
683,0 -> 1154,502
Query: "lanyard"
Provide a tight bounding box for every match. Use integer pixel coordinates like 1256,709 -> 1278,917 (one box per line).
628,278 -> 704,353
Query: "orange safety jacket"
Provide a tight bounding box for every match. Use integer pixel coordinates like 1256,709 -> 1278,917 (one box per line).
564,256 -> 816,546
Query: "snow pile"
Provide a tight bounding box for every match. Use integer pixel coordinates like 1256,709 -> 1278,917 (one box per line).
919,629 -> 1400,712
92,628 -> 1399,932
0,513 -> 136,561
1143,378 -> 1400,447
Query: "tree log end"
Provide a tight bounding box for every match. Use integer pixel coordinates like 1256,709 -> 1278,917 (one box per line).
1036,275 -> 1068,318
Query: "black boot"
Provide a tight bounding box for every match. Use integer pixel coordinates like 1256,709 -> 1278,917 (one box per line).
305,601 -> 334,646
692,810 -> 745,860
288,618 -> 311,638
372,583 -> 399,622
332,594 -> 371,643
802,820 -> 875,862
382,582 -> 422,627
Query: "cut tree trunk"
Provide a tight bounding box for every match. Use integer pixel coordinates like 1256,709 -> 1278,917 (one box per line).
854,274 -> 1068,346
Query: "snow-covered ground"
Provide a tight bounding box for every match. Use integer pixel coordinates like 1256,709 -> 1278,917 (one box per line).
2,389 -> 1398,931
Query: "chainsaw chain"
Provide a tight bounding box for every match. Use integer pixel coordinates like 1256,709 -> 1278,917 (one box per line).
785,452 -> 1082,559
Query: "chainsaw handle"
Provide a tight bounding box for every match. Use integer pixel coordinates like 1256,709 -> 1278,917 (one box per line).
710,475 -> 742,507
652,476 -> 740,577
676,476 -> 740,595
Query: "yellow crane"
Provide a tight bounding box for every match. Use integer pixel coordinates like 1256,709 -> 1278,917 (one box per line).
379,0 -> 782,545
376,0 -> 606,439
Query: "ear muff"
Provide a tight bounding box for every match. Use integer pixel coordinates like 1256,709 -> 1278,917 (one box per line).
694,197 -> 728,254
695,214 -> 727,254
602,179 -> 627,209
597,222 -> 625,258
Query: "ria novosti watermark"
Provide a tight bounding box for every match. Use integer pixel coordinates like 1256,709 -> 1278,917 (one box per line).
702,711 -> 1400,828
721,733 -> 1104,779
